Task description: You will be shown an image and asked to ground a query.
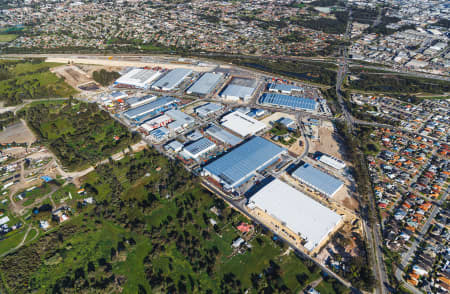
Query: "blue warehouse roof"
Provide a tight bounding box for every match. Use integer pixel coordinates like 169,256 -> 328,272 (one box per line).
187,72 -> 223,95
259,93 -> 318,111
203,136 -> 286,189
292,164 -> 343,197
123,96 -> 178,119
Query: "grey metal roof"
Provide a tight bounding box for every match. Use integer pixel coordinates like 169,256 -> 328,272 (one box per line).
220,84 -> 255,99
203,136 -> 286,188
152,68 -> 193,90
123,96 -> 178,119
165,109 -> 195,125
184,137 -> 215,156
126,95 -> 155,107
205,124 -> 243,146
276,117 -> 295,127
292,164 -> 343,197
187,72 -> 223,95
259,93 -> 318,111
195,102 -> 223,117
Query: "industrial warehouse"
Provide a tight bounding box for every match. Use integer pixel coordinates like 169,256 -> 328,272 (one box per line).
152,68 -> 193,91
268,83 -> 303,94
220,77 -> 258,101
186,72 -> 223,96
292,163 -> 344,198
220,111 -> 267,137
247,178 -> 342,252
122,96 -> 179,122
259,93 -> 318,111
195,103 -> 223,118
203,136 -> 286,192
205,124 -> 243,147
182,137 -> 216,160
92,63 -> 353,268
114,68 -> 162,89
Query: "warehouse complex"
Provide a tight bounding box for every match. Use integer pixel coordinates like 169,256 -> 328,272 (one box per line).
187,72 -> 223,96
292,164 -> 344,197
247,179 -> 342,251
318,154 -> 346,170
220,111 -> 267,137
122,96 -> 179,121
203,136 -> 286,191
268,83 -> 303,94
126,95 -> 156,108
182,137 -> 216,160
195,103 -> 223,118
115,68 -> 162,89
205,124 -> 243,146
220,77 -> 257,101
259,93 -> 318,111
152,68 -> 193,91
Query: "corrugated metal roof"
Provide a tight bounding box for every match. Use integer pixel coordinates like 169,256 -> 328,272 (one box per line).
203,137 -> 286,188
205,124 -> 243,146
220,84 -> 255,99
220,111 -> 267,137
184,137 -> 216,157
187,72 -> 223,95
115,69 -> 161,88
259,93 -> 318,111
248,179 -> 341,251
152,68 -> 193,90
268,83 -> 303,93
195,102 -> 223,117
292,164 -> 343,197
123,96 -> 178,119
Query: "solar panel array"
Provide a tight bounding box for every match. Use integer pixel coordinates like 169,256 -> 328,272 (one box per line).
259,93 -> 317,111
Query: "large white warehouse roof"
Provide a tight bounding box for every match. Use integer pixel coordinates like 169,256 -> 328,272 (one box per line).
115,68 -> 162,88
248,179 -> 342,251
220,111 -> 267,137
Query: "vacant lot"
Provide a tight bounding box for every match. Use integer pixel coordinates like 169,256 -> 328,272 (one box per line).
0,121 -> 36,144
22,100 -> 140,170
0,34 -> 17,42
0,60 -> 77,106
51,65 -> 96,89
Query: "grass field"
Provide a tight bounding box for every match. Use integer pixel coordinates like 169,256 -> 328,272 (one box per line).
0,60 -> 77,106
23,101 -> 140,171
0,150 -> 341,293
0,229 -> 26,256
15,183 -> 52,207
0,34 -> 17,42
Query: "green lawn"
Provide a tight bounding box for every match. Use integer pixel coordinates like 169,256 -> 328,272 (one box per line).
0,60 -> 77,106
0,34 -> 17,42
0,150 -> 346,293
16,183 -> 52,207
0,228 -> 26,256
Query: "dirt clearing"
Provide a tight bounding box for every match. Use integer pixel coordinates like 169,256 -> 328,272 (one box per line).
0,121 -> 36,145
51,65 -> 97,89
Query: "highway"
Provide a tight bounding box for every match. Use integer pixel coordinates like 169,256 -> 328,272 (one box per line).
335,8 -> 390,294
